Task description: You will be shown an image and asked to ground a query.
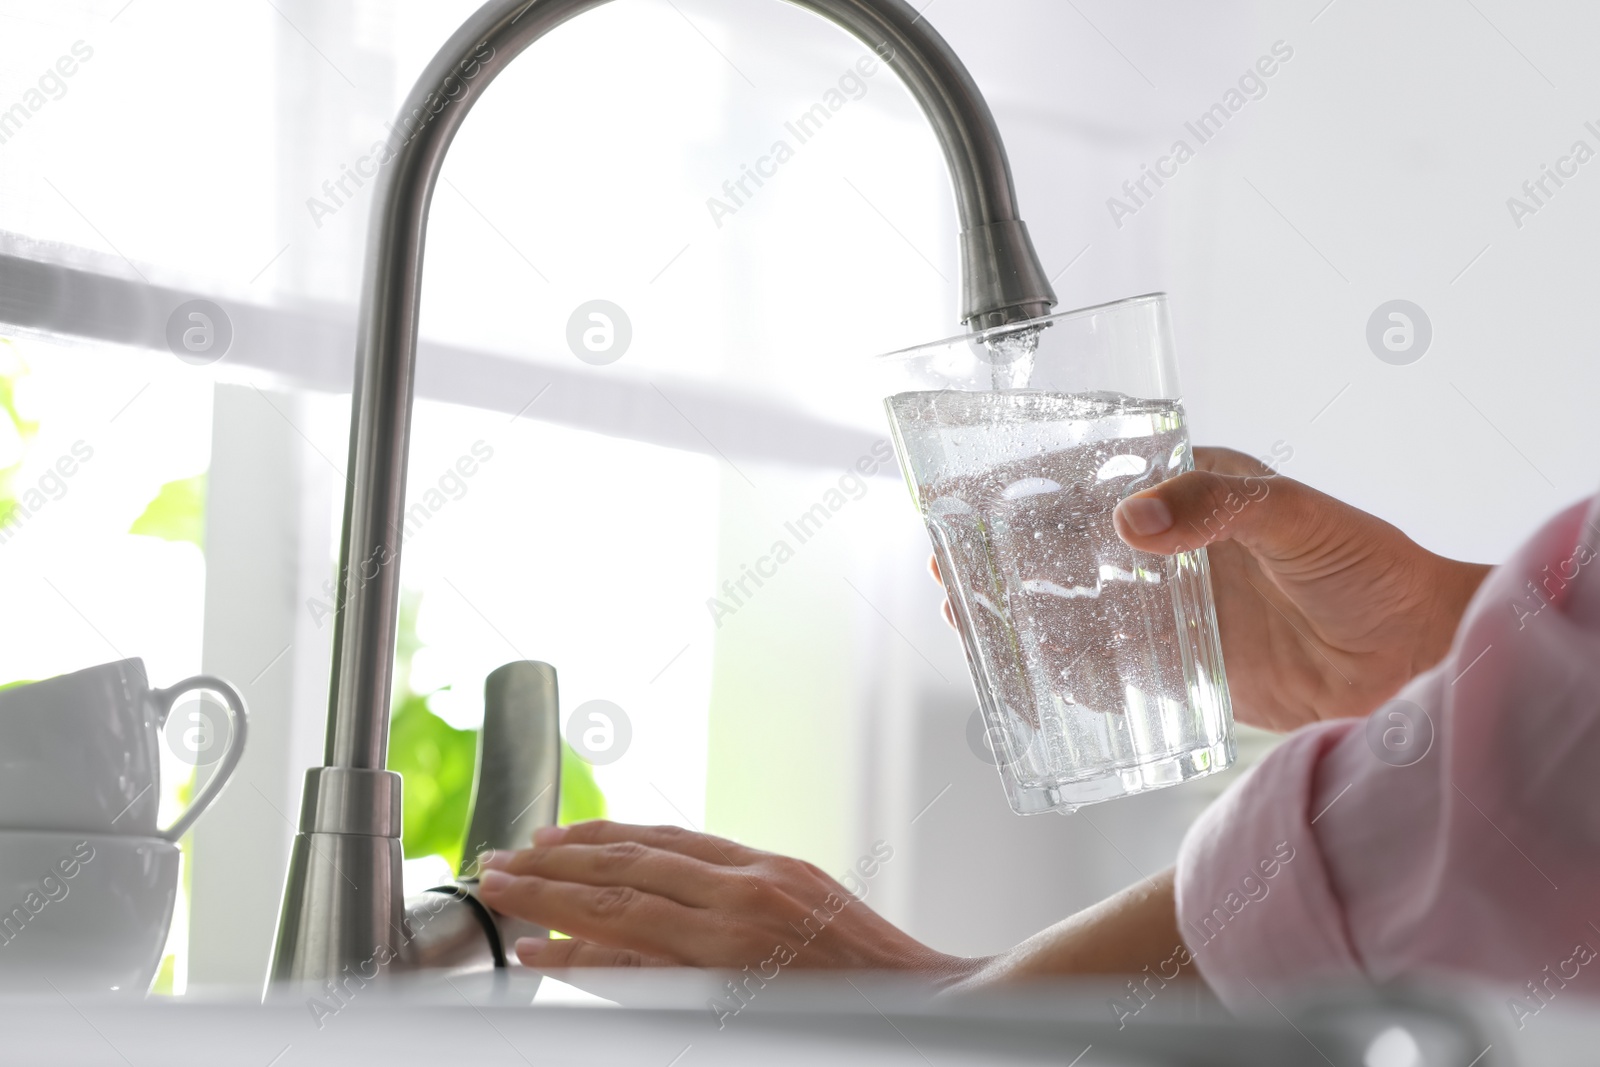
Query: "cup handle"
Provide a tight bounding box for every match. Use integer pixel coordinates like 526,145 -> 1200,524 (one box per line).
149,675 -> 250,842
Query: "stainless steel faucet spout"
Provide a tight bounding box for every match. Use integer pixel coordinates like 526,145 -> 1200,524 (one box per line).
270,0 -> 1056,988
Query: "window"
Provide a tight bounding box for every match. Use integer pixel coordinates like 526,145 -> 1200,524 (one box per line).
0,0 -> 966,990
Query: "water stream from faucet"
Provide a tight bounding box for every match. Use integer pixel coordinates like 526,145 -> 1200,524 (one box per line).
983,325 -> 1042,391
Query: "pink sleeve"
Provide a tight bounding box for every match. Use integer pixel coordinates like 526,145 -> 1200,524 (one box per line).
1176,495 -> 1600,1020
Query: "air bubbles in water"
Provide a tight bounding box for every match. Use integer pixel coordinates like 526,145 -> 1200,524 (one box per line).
884,388 -> 1226,791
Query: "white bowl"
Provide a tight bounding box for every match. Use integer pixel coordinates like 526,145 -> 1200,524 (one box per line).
0,830 -> 179,994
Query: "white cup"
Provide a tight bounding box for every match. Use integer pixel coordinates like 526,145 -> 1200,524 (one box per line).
0,658 -> 248,840
0,830 -> 180,993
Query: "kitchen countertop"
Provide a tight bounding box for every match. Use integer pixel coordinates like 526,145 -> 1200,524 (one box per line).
0,970 -> 1569,1066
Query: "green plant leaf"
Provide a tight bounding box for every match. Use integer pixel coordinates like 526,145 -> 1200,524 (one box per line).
386,590 -> 607,872
559,741 -> 606,825
149,953 -> 176,997
388,694 -> 479,874
129,473 -> 207,549
388,704 -> 610,871
0,338 -> 37,444
0,340 -> 37,529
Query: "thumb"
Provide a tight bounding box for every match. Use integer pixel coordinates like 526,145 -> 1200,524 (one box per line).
1112,468 -> 1317,559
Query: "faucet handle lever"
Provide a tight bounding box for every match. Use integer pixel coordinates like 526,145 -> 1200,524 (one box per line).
462,661 -> 560,874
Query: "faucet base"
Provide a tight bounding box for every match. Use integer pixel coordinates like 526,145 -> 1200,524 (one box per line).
266,766 -> 408,992
295,765 -> 404,836
267,830 -> 406,994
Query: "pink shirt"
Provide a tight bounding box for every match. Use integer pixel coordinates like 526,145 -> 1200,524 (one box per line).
1175,495 -> 1600,1027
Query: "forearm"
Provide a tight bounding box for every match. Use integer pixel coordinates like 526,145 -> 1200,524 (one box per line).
948,867 -> 1196,992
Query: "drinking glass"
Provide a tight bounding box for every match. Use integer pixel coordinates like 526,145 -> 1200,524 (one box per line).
881,293 -> 1233,814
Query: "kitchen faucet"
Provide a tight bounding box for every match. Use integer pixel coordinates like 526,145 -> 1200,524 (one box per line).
269,0 -> 1057,989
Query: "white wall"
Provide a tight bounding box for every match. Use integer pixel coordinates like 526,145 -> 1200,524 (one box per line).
799,0 -> 1600,953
